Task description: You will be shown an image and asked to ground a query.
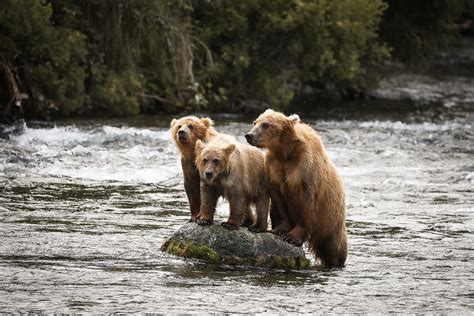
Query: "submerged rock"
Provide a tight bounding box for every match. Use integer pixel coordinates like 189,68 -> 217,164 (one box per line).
161,222 -> 310,270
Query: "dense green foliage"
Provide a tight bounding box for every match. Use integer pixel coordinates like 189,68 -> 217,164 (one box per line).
0,0 -> 470,120
0,0 -> 87,119
381,0 -> 467,65
191,0 -> 389,111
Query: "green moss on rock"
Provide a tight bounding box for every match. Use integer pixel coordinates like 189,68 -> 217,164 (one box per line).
161,239 -> 310,270
161,240 -> 220,264
298,257 -> 311,269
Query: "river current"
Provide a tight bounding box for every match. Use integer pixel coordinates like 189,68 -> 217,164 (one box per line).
0,105 -> 472,313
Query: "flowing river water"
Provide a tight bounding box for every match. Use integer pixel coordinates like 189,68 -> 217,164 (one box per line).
0,104 -> 473,313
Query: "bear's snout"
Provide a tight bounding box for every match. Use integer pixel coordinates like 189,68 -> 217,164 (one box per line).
205,171 -> 213,179
245,133 -> 253,144
177,129 -> 187,141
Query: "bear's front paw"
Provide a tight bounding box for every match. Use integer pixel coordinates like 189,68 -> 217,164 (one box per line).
248,225 -> 266,233
270,229 -> 285,236
280,234 -> 303,247
221,222 -> 239,230
196,218 -> 212,226
189,213 -> 202,223
241,220 -> 254,228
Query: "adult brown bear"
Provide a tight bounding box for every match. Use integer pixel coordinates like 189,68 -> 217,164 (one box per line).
245,109 -> 347,267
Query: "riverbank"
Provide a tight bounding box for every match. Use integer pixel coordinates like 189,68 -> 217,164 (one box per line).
370,36 -> 474,107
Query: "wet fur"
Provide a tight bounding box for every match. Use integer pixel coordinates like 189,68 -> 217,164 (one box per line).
195,137 -> 270,231
246,109 -> 347,267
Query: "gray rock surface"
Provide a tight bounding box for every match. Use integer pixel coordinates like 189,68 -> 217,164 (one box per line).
370,74 -> 474,105
161,222 -> 310,269
370,37 -> 474,106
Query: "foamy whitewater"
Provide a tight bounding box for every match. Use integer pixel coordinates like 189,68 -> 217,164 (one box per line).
3,125 -> 178,183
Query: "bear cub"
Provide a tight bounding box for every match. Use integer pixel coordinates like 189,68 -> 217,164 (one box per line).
195,137 -> 270,231
170,116 -> 218,221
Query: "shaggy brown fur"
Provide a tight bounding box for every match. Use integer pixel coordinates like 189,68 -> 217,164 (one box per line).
170,116 -> 218,221
245,109 -> 347,267
195,137 -> 270,231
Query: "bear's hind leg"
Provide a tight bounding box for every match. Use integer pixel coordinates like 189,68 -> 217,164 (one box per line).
314,233 -> 347,268
183,171 -> 201,222
241,205 -> 256,228
249,196 -> 269,232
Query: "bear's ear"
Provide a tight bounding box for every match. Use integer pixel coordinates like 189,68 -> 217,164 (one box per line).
224,143 -> 236,157
201,117 -> 214,128
195,139 -> 205,155
287,114 -> 300,125
170,119 -> 177,129
263,109 -> 274,115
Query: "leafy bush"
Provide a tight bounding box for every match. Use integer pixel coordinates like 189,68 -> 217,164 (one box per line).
190,0 -> 390,109
0,0 -> 87,118
381,0 -> 466,65
92,70 -> 142,116
1,0 -> 467,120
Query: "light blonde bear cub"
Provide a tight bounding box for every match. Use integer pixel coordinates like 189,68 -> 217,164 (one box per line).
194,137 -> 270,231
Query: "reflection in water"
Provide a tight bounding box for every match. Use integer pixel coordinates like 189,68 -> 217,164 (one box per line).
0,106 -> 473,313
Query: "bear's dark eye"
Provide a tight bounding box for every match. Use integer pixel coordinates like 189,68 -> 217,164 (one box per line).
203,158 -> 208,164
177,125 -> 182,129
253,121 -> 256,126
188,124 -> 194,130
213,158 -> 219,164
261,122 -> 270,129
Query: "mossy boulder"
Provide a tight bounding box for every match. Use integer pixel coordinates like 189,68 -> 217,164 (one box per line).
161,222 -> 310,270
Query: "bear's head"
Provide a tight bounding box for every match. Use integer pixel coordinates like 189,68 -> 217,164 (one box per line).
245,109 -> 300,151
195,139 -> 236,184
170,116 -> 214,154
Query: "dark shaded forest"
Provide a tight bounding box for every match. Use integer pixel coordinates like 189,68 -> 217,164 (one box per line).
0,0 -> 472,122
